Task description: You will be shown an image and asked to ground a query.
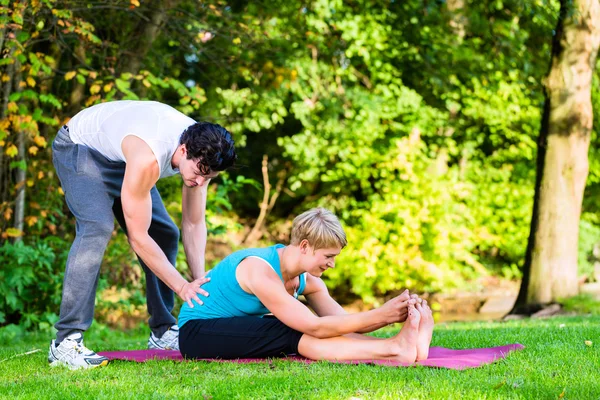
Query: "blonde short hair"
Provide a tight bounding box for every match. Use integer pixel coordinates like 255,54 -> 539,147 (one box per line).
290,208 -> 347,249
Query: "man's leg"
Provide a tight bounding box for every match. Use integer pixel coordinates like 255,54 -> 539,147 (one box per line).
52,129 -> 118,344
113,187 -> 178,338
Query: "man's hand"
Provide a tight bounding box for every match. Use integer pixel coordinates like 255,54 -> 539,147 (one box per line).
177,276 -> 211,308
378,289 -> 416,324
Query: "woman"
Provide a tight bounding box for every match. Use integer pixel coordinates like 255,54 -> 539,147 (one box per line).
178,208 -> 434,362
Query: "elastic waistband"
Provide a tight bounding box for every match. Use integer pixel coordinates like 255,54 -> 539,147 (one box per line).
55,125 -> 73,144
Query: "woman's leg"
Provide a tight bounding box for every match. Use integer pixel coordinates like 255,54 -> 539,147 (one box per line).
415,300 -> 434,361
298,305 -> 421,362
179,316 -> 304,359
343,333 -> 384,340
342,303 -> 435,361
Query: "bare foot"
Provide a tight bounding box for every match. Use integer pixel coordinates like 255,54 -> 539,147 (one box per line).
415,300 -> 434,361
390,304 -> 420,363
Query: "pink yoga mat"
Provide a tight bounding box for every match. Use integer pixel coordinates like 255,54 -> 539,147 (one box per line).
99,344 -> 524,370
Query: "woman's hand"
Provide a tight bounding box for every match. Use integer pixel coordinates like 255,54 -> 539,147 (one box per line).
378,289 -> 416,324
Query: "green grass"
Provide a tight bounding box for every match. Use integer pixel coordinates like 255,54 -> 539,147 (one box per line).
1,316 -> 599,399
560,294 -> 600,315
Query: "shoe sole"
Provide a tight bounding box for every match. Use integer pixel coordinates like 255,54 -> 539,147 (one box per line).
49,359 -> 110,370
148,339 -> 179,351
148,345 -> 179,350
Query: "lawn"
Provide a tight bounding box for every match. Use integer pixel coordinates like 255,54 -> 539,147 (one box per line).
1,316 -> 598,399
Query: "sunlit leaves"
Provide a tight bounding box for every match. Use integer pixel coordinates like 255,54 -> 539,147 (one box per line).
33,136 -> 46,147
89,84 -> 101,94
5,144 -> 18,158
4,228 -> 23,238
114,78 -> 138,99
38,94 -> 61,109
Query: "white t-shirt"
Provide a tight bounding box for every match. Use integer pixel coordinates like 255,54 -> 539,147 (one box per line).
67,100 -> 196,178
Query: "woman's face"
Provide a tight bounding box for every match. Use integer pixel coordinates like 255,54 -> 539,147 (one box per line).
300,241 -> 342,277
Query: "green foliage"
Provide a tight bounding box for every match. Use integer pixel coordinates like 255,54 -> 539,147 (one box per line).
578,217 -> 600,280
199,0 -> 549,301
1,0 -> 600,325
0,239 -> 65,330
559,294 -> 600,315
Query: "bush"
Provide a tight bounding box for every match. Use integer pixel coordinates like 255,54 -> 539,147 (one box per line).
559,294 -> 600,315
0,239 -> 66,330
578,217 -> 600,280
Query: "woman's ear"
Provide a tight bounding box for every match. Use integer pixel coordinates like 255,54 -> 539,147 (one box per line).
299,239 -> 311,254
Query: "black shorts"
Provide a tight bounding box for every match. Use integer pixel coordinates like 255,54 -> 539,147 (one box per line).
179,316 -> 305,359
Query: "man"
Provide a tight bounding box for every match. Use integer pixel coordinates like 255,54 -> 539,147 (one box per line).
48,100 -> 237,369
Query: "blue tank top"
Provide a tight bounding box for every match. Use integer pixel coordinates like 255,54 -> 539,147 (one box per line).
178,244 -> 307,328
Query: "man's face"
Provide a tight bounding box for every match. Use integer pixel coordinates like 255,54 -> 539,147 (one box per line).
179,156 -> 219,188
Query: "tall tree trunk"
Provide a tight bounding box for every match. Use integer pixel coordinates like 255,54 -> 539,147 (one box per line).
512,0 -> 600,313
0,44 -> 15,207
120,0 -> 179,76
446,0 -> 466,42
12,59 -> 25,241
0,28 -> 6,53
67,42 -> 86,114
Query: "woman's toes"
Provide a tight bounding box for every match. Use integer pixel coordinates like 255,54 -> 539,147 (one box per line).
410,306 -> 421,325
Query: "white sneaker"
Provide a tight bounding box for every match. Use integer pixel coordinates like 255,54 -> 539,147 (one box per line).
48,332 -> 109,370
148,324 -> 179,350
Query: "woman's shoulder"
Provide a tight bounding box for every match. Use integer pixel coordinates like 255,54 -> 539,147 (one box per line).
231,244 -> 282,257
301,273 -> 328,295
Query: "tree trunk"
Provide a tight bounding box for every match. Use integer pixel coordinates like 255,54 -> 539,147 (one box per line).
0,44 -> 15,207
446,0 -> 466,41
12,59 -> 25,240
67,42 -> 86,114
0,28 -> 6,54
512,0 -> 600,313
120,0 -> 179,76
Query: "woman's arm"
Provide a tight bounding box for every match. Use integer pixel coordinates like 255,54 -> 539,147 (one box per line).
238,259 -> 411,339
303,274 -> 409,333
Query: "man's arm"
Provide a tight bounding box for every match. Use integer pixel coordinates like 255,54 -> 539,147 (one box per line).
121,135 -> 208,307
181,181 -> 210,280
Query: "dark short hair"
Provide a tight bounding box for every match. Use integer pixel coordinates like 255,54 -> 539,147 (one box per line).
179,122 -> 237,175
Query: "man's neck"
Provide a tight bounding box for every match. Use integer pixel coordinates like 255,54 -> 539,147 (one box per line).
171,145 -> 182,169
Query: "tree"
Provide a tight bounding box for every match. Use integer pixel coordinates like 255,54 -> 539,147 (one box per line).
512,0 -> 600,312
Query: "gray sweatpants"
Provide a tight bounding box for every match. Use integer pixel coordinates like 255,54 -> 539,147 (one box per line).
52,126 -> 178,343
